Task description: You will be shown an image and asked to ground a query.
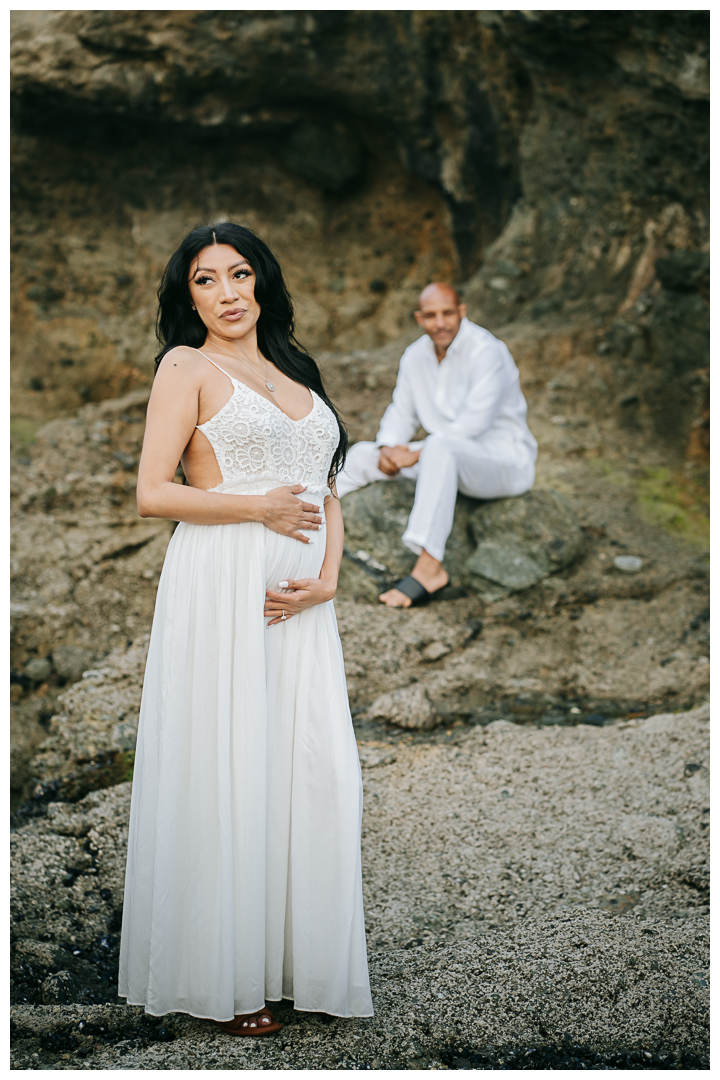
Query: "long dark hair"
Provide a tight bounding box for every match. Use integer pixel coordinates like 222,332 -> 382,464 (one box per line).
155,222 -> 347,485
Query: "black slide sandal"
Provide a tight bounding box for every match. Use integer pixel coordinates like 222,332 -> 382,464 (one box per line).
391,575 -> 451,607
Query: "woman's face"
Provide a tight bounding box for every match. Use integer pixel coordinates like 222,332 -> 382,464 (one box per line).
188,243 -> 261,343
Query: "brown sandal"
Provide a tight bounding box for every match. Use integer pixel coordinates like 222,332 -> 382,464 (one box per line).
214,1007 -> 282,1036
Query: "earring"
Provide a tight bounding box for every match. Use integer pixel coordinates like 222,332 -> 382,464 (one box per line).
191,303 -> 196,311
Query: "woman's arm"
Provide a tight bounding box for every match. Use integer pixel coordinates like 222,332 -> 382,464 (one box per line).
264,490 -> 345,625
319,491 -> 344,590
136,349 -> 322,538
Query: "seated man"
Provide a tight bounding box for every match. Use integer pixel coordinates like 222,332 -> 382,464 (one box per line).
335,282 -> 538,608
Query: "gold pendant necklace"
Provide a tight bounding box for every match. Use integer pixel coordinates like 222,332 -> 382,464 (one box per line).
206,336 -> 276,392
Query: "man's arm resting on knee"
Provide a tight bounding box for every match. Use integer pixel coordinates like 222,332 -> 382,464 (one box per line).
378,445 -> 421,475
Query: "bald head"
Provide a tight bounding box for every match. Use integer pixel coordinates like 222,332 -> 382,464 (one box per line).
414,281 -> 467,360
418,282 -> 461,311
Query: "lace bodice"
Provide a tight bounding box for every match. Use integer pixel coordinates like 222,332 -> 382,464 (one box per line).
195,352 -> 339,496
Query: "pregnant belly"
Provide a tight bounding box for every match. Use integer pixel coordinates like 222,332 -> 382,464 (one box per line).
199,477 -> 330,589
263,508 -> 327,590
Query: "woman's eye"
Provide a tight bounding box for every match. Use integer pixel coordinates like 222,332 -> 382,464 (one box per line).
234,269 -> 251,279
195,276 -> 212,285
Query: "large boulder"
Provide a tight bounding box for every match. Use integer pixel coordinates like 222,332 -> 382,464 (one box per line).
366,684 -> 439,731
341,479 -> 585,601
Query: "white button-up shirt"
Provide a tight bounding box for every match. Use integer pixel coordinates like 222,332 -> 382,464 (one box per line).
375,318 -> 537,460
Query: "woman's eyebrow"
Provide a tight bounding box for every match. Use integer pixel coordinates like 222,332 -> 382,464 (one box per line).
192,261 -> 250,275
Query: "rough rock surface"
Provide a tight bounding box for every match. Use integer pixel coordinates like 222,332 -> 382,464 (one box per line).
366,684 -> 440,732
11,10 -> 709,463
10,705 -> 709,1068
342,480 -> 585,599
11,383 -> 709,799
9,913 -> 710,1070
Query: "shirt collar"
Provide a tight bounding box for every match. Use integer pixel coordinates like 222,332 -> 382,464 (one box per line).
426,317 -> 468,365
445,317 -> 469,358
418,317 -> 470,365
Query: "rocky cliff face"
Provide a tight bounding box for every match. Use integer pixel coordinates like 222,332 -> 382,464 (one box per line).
10,11 -> 710,807
11,10 -> 708,461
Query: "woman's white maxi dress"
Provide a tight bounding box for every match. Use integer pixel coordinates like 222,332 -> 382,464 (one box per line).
118,354 -> 373,1021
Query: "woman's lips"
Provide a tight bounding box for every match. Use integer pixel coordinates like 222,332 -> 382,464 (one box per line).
220,308 -> 246,321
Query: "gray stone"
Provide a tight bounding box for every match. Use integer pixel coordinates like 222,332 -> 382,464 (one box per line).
337,554 -> 386,604
111,719 -> 138,752
358,747 -> 397,769
23,657 -> 52,683
366,684 -> 440,730
421,641 -> 450,662
40,970 -> 81,1005
46,803 -> 92,837
614,555 -> 643,574
52,646 -> 98,683
467,541 -> 545,590
341,480 -> 584,599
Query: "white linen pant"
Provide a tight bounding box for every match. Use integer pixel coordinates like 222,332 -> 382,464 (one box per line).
336,433 -> 535,563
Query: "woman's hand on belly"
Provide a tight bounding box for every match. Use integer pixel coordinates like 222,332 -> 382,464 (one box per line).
264,578 -> 336,626
259,485 -> 323,542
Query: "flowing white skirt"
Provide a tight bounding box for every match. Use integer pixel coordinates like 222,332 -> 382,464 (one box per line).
118,481 -> 373,1020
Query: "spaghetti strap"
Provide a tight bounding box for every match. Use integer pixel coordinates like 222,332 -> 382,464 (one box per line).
189,346 -> 237,384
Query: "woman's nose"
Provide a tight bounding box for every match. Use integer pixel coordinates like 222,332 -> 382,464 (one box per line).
219,277 -> 239,301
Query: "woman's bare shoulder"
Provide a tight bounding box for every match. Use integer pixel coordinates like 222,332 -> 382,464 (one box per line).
155,346 -> 208,383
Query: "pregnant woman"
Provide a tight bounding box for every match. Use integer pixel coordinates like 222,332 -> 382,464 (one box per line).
118,223 -> 373,1032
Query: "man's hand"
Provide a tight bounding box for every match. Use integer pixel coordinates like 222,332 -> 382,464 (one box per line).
378,445 -> 421,475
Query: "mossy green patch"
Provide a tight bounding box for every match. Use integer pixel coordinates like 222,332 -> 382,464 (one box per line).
636,467 -> 709,549
588,459 -> 709,549
11,417 -> 42,453
120,750 -> 135,784
50,751 -> 136,803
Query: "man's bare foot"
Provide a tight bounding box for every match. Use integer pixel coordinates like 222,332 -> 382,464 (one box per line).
379,550 -> 449,608
378,587 -> 413,608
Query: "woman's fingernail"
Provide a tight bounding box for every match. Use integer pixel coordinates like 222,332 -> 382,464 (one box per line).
279,580 -> 289,588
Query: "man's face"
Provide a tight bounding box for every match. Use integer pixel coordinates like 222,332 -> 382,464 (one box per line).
413,288 -> 467,351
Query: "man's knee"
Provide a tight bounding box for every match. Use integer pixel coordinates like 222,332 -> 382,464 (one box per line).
339,441 -> 382,490
346,441 -> 380,469
418,432 -> 457,468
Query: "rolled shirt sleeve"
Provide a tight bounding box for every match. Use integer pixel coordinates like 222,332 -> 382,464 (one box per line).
442,345 -> 511,440
375,353 -> 420,446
